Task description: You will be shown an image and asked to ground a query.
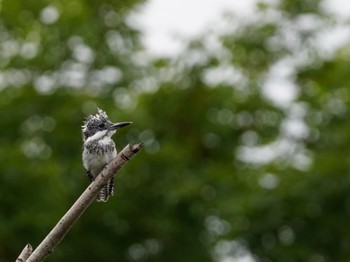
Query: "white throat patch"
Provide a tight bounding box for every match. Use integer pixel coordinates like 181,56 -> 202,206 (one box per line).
85,130 -> 109,143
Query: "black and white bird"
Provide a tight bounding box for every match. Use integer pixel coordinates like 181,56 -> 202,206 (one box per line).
82,108 -> 132,202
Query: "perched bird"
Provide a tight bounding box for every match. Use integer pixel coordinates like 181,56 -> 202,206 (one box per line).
82,108 -> 132,202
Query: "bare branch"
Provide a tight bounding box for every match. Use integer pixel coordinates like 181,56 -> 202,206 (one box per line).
19,143 -> 143,262
16,244 -> 33,262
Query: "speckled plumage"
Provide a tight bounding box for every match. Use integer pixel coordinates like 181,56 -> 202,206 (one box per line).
82,108 -> 131,202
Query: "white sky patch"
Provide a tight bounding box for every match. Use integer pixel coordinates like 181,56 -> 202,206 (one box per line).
237,142 -> 278,165
237,138 -> 297,165
262,58 -> 299,108
321,0 -> 350,20
315,25 -> 350,59
262,77 -> 298,109
34,75 -> 56,94
40,6 -> 60,25
281,118 -> 309,139
130,0 -> 350,58
237,135 -> 313,171
213,240 -> 256,262
202,64 -> 247,88
130,0 -> 257,57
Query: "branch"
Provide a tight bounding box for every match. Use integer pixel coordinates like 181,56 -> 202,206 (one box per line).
19,143 -> 143,262
16,244 -> 33,262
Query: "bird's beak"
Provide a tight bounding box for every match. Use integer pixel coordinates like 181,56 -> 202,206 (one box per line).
109,121 -> 132,130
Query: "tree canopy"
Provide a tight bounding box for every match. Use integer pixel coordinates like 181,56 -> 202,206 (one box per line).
1,0 -> 350,261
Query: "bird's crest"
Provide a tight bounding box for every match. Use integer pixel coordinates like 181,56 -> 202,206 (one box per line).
82,108 -> 110,141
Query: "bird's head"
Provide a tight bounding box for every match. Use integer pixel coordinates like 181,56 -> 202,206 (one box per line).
82,108 -> 132,141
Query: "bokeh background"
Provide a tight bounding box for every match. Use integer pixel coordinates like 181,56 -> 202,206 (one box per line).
1,0 -> 350,261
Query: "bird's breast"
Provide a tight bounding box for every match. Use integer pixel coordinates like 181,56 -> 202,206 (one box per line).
82,138 -> 117,176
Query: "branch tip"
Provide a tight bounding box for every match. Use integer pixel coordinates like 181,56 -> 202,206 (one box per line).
130,142 -> 144,153
16,243 -> 33,262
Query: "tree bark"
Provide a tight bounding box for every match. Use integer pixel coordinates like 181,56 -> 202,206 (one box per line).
19,143 -> 143,262
16,244 -> 33,262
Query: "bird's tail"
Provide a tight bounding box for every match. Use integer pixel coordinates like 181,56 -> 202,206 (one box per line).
97,177 -> 115,202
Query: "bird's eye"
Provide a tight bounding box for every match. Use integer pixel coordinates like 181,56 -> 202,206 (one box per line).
98,123 -> 105,128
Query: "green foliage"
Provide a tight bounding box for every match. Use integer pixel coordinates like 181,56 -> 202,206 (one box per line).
0,0 -> 350,261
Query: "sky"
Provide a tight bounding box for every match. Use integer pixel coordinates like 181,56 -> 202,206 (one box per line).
130,0 -> 258,57
131,0 -> 350,57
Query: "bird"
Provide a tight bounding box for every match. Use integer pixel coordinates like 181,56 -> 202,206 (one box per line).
82,108 -> 132,202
